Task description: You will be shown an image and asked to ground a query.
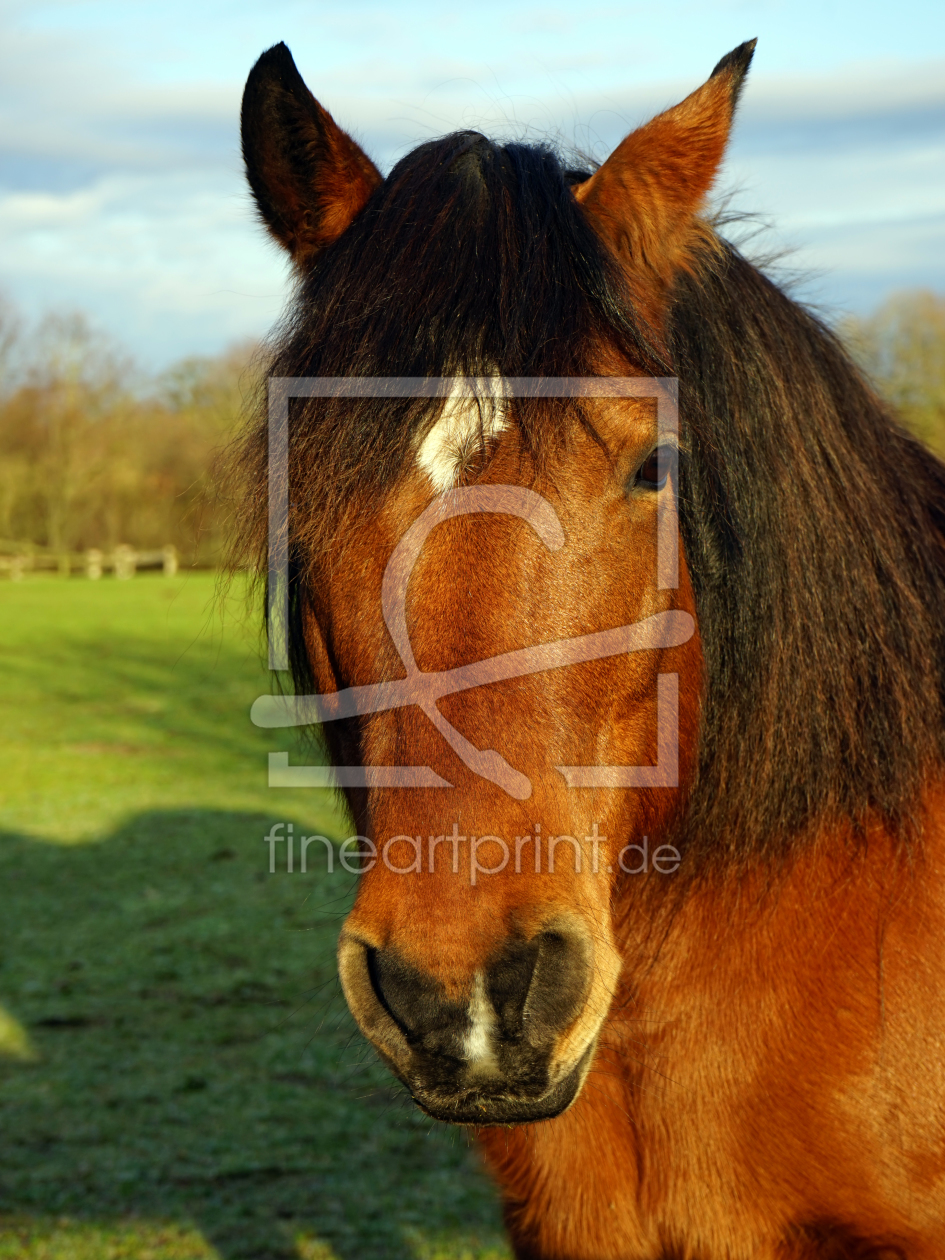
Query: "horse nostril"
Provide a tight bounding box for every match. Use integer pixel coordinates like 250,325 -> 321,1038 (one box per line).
366,947 -> 467,1055
366,947 -> 420,1035
488,927 -> 593,1044
485,938 -> 541,1040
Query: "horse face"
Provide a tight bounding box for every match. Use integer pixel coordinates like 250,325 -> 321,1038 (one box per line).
241,41 -> 748,1122
301,395 -> 701,1122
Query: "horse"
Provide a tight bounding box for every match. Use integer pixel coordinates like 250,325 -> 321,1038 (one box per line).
235,39 -> 945,1259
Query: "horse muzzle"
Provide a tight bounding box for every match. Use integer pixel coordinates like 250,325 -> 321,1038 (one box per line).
338,920 -> 602,1125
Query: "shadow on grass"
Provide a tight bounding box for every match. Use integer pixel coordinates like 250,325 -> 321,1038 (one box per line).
0,809 -> 508,1260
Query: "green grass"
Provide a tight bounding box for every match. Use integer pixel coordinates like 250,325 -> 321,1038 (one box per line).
0,575 -> 509,1260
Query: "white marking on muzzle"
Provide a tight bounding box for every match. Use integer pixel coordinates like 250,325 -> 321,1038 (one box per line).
463,971 -> 500,1076
416,378 -> 507,494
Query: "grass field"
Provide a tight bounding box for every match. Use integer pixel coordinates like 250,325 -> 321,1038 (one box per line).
0,575 -> 510,1260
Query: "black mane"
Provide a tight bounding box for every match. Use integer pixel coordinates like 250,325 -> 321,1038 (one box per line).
232,131 -> 945,862
672,253 -> 945,861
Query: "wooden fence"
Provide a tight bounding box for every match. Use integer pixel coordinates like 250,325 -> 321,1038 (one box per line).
0,543 -> 179,580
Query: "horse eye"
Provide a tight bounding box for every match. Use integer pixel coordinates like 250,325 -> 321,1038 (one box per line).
633,444 -> 673,492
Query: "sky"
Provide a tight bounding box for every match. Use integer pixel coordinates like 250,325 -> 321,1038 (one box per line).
1,0 -> 944,369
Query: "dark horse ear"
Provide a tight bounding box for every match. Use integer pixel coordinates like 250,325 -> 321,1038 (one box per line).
574,40 -> 755,303
241,43 -> 383,267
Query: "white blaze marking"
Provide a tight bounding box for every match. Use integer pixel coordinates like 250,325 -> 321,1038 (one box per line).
416,378 -> 507,494
463,971 -> 500,1074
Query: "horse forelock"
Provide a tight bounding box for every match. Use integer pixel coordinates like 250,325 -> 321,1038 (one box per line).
229,131 -> 945,871
248,131 -> 659,517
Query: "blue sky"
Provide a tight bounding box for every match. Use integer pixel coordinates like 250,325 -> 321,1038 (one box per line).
1,0 -> 944,368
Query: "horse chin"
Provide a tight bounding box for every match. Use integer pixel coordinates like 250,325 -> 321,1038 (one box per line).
407,1038 -> 598,1127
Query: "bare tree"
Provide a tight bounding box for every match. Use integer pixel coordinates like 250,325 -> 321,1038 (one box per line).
0,301 -> 259,566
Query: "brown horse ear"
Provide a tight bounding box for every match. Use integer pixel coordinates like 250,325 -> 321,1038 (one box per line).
241,43 -> 382,266
574,40 -> 756,299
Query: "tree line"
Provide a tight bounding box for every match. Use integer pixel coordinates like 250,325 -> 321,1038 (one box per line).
0,303 -> 262,568
0,290 -> 943,568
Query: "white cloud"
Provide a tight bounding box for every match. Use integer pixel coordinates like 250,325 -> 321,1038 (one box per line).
0,170 -> 289,363
0,0 -> 942,363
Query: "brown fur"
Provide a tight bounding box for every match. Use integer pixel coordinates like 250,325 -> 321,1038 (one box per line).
480,809 -> 945,1258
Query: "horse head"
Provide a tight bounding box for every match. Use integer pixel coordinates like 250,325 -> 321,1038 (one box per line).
237,41 -> 754,1125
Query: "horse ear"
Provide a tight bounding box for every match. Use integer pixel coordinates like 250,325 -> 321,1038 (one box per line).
574,40 -> 756,299
241,43 -> 383,266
